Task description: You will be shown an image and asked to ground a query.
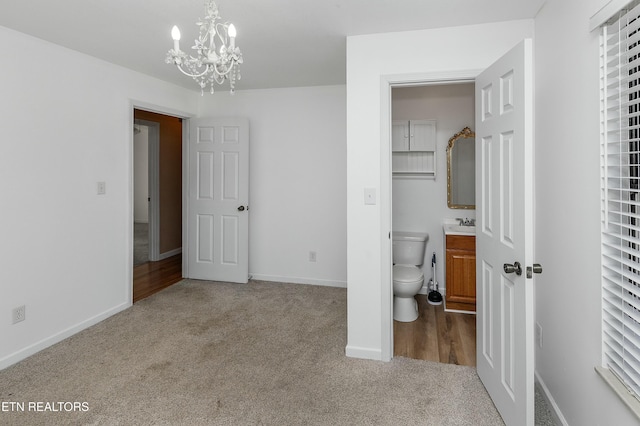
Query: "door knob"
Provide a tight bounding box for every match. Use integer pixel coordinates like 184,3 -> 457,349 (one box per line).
503,261 -> 522,276
237,206 -> 245,211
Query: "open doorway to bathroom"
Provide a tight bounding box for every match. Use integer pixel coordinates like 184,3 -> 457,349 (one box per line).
391,82 -> 477,366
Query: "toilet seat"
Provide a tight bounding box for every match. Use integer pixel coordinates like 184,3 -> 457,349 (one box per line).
393,265 -> 423,283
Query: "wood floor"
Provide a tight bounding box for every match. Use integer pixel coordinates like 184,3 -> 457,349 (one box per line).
394,294 -> 476,366
133,255 -> 182,303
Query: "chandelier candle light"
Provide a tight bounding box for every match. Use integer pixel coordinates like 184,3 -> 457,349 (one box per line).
166,0 -> 243,95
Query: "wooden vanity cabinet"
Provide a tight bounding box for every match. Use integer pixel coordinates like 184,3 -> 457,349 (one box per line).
445,234 -> 476,312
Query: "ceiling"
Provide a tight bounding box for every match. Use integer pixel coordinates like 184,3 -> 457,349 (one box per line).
0,0 -> 545,93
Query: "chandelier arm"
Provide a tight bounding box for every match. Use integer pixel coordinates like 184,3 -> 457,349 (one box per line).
215,22 -> 229,48
207,25 -> 216,53
176,63 -> 211,78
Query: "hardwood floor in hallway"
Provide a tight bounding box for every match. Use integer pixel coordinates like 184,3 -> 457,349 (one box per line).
394,294 -> 476,367
133,255 -> 182,303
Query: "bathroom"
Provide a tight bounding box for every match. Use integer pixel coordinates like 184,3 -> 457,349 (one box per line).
391,82 -> 477,365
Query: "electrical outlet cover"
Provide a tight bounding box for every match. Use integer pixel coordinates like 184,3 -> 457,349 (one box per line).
12,305 -> 25,324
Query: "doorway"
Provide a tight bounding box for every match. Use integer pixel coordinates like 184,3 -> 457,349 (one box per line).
132,109 -> 184,302
390,82 -> 477,366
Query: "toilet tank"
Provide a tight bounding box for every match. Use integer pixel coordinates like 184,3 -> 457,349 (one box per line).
392,231 -> 429,266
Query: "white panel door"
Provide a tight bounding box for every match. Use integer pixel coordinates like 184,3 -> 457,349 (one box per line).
187,118 -> 249,283
475,39 -> 534,426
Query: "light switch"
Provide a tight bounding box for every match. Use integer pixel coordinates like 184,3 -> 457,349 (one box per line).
364,188 -> 376,205
97,182 -> 106,195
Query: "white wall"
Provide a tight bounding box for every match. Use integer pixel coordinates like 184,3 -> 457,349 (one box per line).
534,0 -> 638,424
133,125 -> 149,223
392,84 -> 475,295
198,86 -> 347,287
346,20 -> 534,360
2,4 -> 633,421
0,25 -> 198,369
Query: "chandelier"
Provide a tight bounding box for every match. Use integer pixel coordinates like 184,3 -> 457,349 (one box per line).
166,0 -> 243,95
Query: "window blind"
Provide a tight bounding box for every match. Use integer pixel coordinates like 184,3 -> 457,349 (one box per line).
602,0 -> 640,401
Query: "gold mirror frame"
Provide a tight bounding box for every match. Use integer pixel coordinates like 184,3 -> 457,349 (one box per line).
446,127 -> 476,209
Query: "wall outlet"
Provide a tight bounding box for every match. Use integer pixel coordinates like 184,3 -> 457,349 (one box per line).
12,305 -> 25,324
309,251 -> 317,262
535,322 -> 543,349
97,181 -> 106,195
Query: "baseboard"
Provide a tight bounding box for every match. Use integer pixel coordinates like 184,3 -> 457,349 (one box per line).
0,302 -> 130,371
250,273 -> 346,288
535,370 -> 569,426
345,344 -> 383,361
158,247 -> 181,260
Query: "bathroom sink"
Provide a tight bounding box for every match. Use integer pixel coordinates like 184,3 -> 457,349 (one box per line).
443,223 -> 476,235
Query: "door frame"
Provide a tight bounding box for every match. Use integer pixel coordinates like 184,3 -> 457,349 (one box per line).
380,70 -> 481,361
182,120 -> 190,276
134,119 -> 160,261
128,101 -> 193,303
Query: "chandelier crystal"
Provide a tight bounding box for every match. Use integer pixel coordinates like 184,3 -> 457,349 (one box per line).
166,0 -> 243,95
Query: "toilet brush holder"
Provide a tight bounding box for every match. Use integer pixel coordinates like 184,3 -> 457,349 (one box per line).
427,290 -> 443,305
426,253 -> 443,306
427,278 -> 443,306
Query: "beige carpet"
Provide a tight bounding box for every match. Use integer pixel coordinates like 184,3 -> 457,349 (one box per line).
0,279 -> 505,425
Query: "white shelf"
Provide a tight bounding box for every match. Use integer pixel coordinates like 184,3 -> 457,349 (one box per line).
392,120 -> 436,176
392,150 -> 436,177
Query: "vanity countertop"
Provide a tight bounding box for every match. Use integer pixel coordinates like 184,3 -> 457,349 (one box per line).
443,222 -> 476,236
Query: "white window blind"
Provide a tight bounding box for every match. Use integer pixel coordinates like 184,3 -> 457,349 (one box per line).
602,0 -> 640,401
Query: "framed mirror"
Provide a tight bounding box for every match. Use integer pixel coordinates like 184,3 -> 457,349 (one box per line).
447,127 -> 476,209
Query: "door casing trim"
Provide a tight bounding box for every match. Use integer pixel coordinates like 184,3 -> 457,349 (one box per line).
379,70 -> 481,361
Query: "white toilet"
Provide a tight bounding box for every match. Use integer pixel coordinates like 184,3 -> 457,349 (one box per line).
393,231 -> 429,322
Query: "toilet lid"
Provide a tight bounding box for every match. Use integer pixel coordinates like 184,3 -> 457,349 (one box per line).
393,265 -> 423,283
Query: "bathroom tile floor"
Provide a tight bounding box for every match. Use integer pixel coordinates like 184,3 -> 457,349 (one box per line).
393,294 -> 476,366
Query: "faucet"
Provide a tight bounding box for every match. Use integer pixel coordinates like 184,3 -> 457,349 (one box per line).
456,218 -> 475,226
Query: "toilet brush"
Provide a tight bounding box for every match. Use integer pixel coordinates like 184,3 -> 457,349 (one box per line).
427,252 -> 443,306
